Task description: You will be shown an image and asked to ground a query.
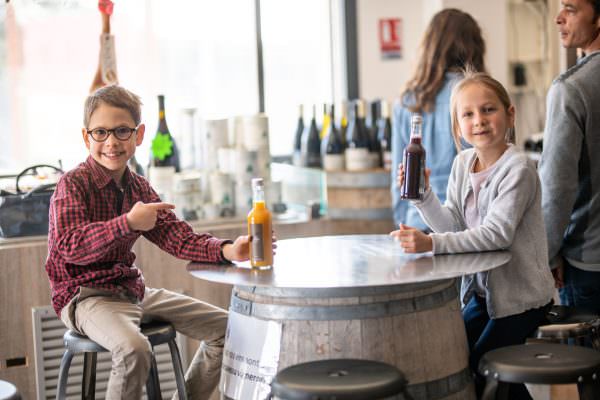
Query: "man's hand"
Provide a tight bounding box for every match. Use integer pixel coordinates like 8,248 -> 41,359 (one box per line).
126,201 -> 175,231
397,164 -> 431,191
222,235 -> 278,262
390,224 -> 433,253
552,256 -> 565,289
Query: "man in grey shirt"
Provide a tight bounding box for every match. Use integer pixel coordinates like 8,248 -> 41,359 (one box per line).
539,0 -> 600,311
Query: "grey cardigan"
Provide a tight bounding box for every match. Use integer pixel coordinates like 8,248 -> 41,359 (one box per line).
414,146 -> 555,318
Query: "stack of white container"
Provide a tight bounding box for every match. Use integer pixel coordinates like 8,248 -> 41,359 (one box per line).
203,114 -> 274,219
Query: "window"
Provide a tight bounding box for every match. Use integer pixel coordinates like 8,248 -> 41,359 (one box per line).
260,0 -> 346,156
0,0 -> 346,172
1,0 -> 258,172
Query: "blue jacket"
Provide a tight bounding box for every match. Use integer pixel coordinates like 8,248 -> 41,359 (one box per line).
391,73 -> 461,230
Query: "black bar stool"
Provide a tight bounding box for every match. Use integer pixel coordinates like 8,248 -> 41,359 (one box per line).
536,305 -> 600,348
478,343 -> 600,400
0,380 -> 21,400
55,321 -> 188,400
269,359 -> 410,400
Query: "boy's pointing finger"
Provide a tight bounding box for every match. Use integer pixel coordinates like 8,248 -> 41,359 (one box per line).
146,202 -> 176,210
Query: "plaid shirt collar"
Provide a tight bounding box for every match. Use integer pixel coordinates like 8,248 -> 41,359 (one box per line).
85,155 -> 133,190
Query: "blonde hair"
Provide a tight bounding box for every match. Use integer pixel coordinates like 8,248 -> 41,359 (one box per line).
84,85 -> 143,128
449,71 -> 515,152
402,8 -> 485,113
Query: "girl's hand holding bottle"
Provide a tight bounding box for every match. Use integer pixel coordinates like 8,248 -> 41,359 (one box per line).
397,164 -> 431,193
390,224 -> 433,253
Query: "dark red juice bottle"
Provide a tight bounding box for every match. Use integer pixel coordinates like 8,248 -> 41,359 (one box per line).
401,114 -> 425,199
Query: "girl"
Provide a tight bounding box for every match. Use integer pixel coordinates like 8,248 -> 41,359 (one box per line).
392,9 -> 485,232
391,72 -> 555,400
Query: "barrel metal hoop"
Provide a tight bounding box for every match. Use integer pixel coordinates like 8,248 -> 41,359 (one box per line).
236,281 -> 446,298
406,367 -> 472,400
230,283 -> 457,320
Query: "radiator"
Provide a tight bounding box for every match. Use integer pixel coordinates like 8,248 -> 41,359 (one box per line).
32,306 -> 188,400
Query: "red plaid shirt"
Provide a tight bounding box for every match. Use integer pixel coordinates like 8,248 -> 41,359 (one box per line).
46,156 -> 230,316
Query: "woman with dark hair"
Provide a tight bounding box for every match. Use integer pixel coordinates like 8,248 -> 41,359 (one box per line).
392,8 -> 486,231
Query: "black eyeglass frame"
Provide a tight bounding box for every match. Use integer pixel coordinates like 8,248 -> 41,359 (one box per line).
86,126 -> 139,142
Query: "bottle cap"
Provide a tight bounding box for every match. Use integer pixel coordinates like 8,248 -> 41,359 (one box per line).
251,177 -> 264,187
411,114 -> 423,124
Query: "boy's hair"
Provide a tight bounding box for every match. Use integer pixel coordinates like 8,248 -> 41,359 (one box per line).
590,0 -> 600,17
84,85 -> 143,128
402,8 -> 486,113
449,70 -> 515,152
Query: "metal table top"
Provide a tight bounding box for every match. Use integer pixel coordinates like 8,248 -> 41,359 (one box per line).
187,234 -> 511,289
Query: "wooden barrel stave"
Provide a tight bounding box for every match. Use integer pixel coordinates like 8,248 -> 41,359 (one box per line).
233,279 -> 475,399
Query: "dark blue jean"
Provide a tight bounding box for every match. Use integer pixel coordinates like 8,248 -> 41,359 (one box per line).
462,295 -> 551,400
560,261 -> 600,313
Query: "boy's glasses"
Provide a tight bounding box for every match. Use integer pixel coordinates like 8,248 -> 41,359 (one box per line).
86,126 -> 138,142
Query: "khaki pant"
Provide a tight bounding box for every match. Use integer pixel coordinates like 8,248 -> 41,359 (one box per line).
61,287 -> 227,400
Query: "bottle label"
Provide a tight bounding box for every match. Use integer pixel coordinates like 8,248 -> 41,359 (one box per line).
345,148 -> 370,171
250,223 -> 264,262
323,154 -> 345,171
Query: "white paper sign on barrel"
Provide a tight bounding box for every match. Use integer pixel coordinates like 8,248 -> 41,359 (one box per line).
202,118 -> 229,171
219,312 -> 282,400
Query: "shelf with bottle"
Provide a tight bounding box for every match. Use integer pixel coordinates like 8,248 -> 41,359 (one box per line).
292,98 -> 394,173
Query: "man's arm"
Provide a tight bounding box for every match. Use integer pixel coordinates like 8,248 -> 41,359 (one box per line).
539,80 -> 585,266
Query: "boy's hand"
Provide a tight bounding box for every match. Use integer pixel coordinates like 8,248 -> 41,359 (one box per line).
396,164 -> 431,191
222,234 -> 278,262
390,224 -> 433,253
126,201 -> 175,231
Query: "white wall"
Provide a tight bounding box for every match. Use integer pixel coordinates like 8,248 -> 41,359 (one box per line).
356,0 -> 423,102
356,0 -> 509,101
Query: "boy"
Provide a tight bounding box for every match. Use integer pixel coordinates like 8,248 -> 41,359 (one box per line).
45,85 -> 251,399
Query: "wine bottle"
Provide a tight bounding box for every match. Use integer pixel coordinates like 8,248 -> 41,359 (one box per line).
368,100 -> 382,168
302,105 -> 322,168
319,103 -> 331,140
378,100 -> 393,171
345,100 -> 370,171
400,114 -> 426,199
321,104 -> 345,171
151,95 -> 180,172
247,178 -> 273,268
339,100 -> 348,148
292,104 -> 305,167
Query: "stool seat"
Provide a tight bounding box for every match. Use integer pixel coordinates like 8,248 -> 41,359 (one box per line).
270,359 -> 407,400
0,380 -> 20,400
64,320 -> 176,352
480,343 -> 600,385
57,320 -> 187,400
545,305 -> 598,325
536,305 -> 600,346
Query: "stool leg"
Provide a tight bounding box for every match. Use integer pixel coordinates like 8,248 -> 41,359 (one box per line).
578,382 -> 600,400
146,351 -> 163,400
167,339 -> 188,400
82,352 -> 97,400
56,349 -> 75,400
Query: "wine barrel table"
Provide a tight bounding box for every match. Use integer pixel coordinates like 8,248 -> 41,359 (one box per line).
325,169 -> 392,220
188,235 -> 510,400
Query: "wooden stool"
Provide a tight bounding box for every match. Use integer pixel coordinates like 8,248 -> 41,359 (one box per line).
478,343 -> 600,400
0,380 -> 21,400
536,305 -> 600,348
269,359 -> 410,400
55,321 -> 187,400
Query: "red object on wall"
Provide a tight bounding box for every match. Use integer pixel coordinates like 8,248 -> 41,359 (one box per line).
379,18 -> 402,59
98,0 -> 114,16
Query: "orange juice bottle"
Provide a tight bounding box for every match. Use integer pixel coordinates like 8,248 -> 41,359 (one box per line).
247,178 -> 273,268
